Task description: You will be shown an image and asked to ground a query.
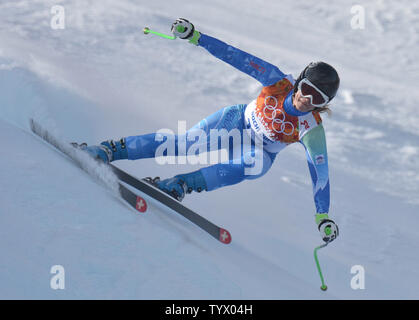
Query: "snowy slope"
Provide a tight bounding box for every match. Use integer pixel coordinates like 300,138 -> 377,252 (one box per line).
0,0 -> 418,299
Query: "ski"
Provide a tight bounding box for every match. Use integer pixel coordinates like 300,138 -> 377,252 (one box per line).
29,119 -> 148,214
29,119 -> 231,244
109,163 -> 231,244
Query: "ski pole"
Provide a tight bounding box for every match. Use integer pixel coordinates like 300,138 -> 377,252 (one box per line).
143,26 -> 180,40
314,243 -> 328,291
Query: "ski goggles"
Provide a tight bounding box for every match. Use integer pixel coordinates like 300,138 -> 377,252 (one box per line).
297,78 -> 330,108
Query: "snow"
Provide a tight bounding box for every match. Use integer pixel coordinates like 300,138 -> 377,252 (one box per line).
0,0 -> 418,299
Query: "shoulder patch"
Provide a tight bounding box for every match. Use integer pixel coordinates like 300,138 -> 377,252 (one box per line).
315,154 -> 326,165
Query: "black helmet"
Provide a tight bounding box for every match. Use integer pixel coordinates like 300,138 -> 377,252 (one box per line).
294,61 -> 340,101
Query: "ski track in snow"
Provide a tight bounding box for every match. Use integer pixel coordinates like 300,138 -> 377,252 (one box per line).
0,0 -> 418,299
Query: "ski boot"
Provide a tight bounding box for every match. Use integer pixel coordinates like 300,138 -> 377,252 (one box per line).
144,170 -> 207,201
71,139 -> 128,163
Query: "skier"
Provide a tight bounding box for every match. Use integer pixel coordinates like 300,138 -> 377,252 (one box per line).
82,18 -> 339,243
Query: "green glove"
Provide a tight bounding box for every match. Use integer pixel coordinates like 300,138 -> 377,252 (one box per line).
315,213 -> 339,243
171,18 -> 201,45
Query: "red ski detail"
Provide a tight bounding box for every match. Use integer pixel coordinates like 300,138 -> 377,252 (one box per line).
135,196 -> 147,213
219,228 -> 231,244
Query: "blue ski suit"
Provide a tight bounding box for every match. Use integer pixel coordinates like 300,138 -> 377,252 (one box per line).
124,33 -> 330,214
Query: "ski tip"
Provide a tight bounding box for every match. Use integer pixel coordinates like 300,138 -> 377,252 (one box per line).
135,196 -> 148,213
219,228 -> 232,244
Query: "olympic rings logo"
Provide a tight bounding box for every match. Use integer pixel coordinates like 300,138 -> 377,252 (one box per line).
263,96 -> 294,136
